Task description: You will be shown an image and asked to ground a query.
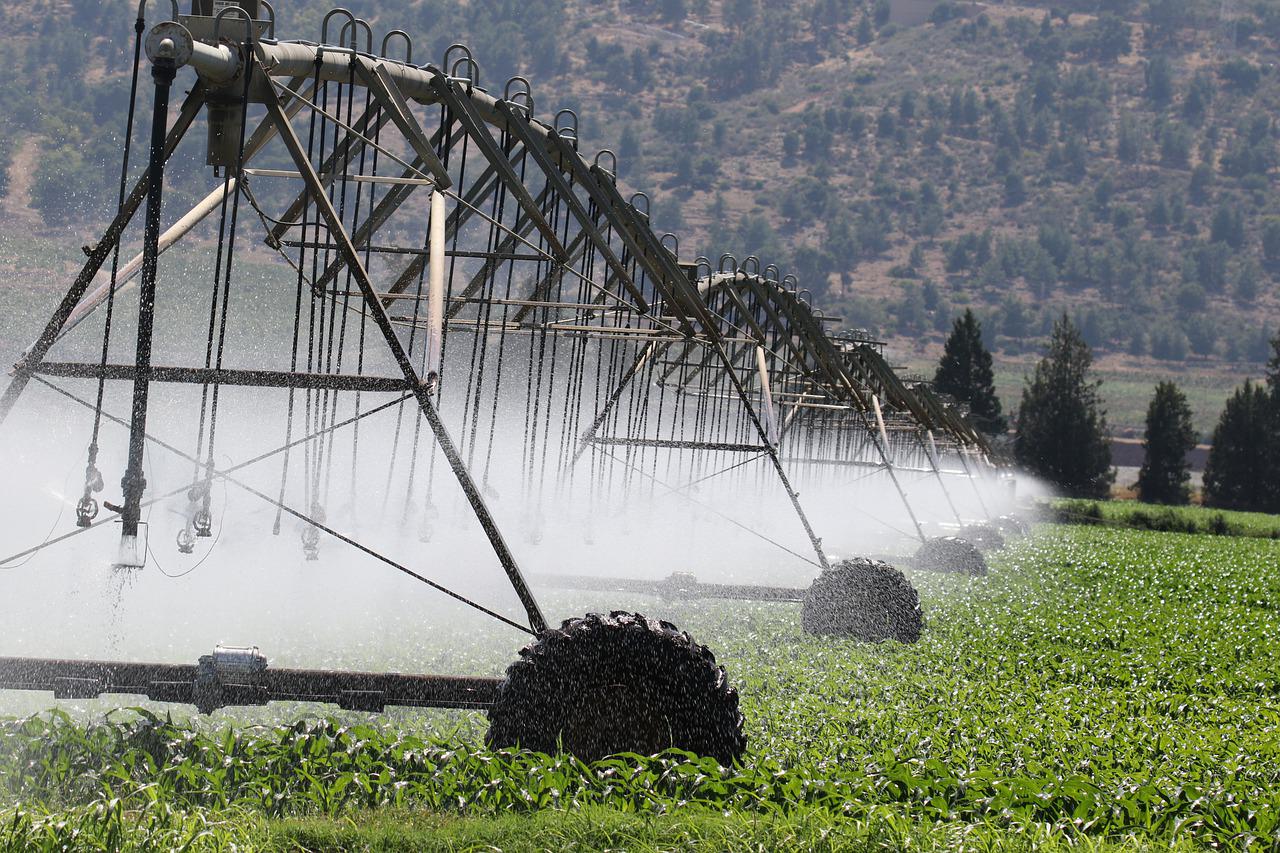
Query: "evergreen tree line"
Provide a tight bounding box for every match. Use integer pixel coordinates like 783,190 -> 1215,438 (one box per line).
1200,341 -> 1280,512
934,309 -> 1113,499
933,309 -> 1280,512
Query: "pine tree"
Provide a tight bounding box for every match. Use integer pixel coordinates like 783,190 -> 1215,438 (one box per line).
1014,315 -> 1114,498
1268,329 -> 1280,395
934,309 -> 1006,435
1136,382 -> 1196,505
856,13 -> 874,45
1203,380 -> 1279,512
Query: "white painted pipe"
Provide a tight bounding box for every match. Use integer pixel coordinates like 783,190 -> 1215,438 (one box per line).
926,429 -> 942,467
188,38 -> 241,83
754,345 -> 779,446
871,394 -> 890,451
52,178 -> 235,346
424,189 -> 445,393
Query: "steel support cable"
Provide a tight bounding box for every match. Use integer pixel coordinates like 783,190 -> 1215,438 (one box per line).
520,206 -> 549,507
664,451 -> 768,497
298,69 -> 328,532
597,302 -> 626,506
192,174 -> 233,484
265,74 -> 549,633
645,352 -> 672,498
593,445 -> 821,570
199,54 -> 257,527
305,71 -> 341,531
317,61 -> 367,509
635,346 -> 662,503
400,106 -> 465,518
585,282 -> 611,522
565,205 -> 601,458
459,129 -> 513,472
240,179 -> 319,293
553,202 -> 597,490
663,344 -> 686,488
193,60 -> 257,492
319,67 -> 363,509
24,377 -> 532,635
79,6 -> 148,528
5,378 -> 410,567
619,338 -> 649,501
541,192 -> 577,502
381,104 -> 452,512
265,78 -> 691,341
478,141 -> 530,491
273,57 -> 326,534
522,206 -> 555,517
345,92 -> 381,517
534,183 -> 573,516
524,184 -> 557,524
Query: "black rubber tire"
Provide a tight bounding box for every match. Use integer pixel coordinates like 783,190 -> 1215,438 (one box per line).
959,523 -> 1005,552
801,558 -> 923,643
914,536 -> 989,576
994,514 -> 1030,536
485,611 -> 746,765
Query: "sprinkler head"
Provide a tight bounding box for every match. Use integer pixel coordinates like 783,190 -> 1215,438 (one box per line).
75,496 -> 99,528
300,526 -> 321,561
193,509 -> 213,538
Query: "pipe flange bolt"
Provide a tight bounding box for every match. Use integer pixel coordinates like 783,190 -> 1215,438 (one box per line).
146,21 -> 194,66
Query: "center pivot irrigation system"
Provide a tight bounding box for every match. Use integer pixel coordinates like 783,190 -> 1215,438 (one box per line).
0,1 -> 1011,762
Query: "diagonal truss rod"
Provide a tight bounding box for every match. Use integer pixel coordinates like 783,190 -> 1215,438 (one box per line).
27,378 -> 532,635
0,84 -> 207,430
260,53 -> 546,634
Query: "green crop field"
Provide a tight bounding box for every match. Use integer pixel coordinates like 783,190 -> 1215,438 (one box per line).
3,524 -> 1279,851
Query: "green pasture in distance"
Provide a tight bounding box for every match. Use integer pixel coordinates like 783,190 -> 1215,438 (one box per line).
1051,497 -> 1280,539
2,525 -> 1279,850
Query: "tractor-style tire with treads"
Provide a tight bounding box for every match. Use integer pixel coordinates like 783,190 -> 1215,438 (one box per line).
914,535 -> 989,576
801,558 -> 923,643
959,522 -> 1006,552
485,611 -> 746,765
995,514 -> 1030,536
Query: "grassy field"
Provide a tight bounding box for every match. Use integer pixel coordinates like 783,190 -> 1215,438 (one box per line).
897,352 -> 1258,440
1051,497 -> 1280,539
2,523 -> 1279,850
